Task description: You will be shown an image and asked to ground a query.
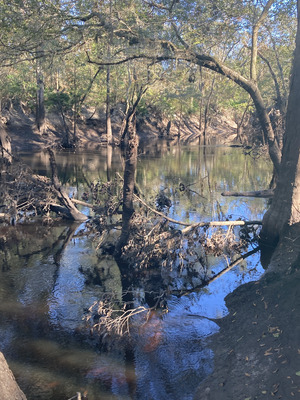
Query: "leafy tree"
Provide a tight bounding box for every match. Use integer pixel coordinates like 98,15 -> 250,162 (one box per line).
77,0 -> 296,173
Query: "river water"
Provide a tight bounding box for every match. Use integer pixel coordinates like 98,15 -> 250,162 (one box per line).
0,144 -> 272,400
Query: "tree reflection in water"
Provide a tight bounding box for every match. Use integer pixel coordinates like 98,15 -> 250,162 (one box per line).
0,145 -> 271,399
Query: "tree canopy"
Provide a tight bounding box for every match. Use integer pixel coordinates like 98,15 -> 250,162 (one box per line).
0,0 -> 297,168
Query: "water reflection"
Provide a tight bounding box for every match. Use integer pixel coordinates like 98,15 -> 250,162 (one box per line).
0,145 -> 272,399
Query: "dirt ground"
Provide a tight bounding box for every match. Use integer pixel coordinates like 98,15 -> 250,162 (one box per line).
194,224 -> 300,400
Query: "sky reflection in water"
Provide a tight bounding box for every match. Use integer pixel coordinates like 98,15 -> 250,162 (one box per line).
0,145 -> 272,399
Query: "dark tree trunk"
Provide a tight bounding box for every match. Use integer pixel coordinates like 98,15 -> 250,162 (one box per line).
106,65 -> 113,145
115,113 -> 138,255
120,85 -> 148,148
36,57 -> 45,134
260,1 -> 300,245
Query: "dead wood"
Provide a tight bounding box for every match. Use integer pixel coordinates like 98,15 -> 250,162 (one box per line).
175,247 -> 260,297
48,149 -> 88,221
181,220 -> 262,234
71,198 -> 93,208
127,184 -> 262,232
221,189 -> 274,198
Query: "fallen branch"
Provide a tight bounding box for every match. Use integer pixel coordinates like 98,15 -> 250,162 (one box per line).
181,219 -> 262,234
177,247 -> 260,297
134,189 -> 262,232
207,247 -> 259,285
116,173 -> 262,231
221,189 -> 274,198
71,198 -> 93,208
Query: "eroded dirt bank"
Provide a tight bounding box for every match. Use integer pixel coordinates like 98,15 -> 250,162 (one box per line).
194,225 -> 300,400
3,103 -> 239,153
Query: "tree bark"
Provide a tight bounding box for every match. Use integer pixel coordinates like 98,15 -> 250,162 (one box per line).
0,352 -> 26,400
115,113 -> 138,255
250,0 -> 275,82
260,0 -> 300,245
36,53 -> 45,134
106,65 -> 113,145
0,121 -> 12,164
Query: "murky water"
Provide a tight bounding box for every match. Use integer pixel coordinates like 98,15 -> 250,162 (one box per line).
0,144 -> 272,399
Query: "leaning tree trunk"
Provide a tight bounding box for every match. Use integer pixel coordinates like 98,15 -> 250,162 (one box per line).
260,2 -> 300,245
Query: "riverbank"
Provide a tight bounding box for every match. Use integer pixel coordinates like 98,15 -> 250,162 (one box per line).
194,225 -> 300,400
4,102 -> 239,153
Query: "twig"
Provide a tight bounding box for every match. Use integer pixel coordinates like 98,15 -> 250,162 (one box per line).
177,247 -> 260,297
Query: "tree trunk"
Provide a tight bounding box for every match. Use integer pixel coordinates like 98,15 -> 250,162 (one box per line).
36,56 -> 45,134
115,113 -> 138,255
260,1 -> 300,245
106,65 -> 113,145
120,85 -> 148,148
0,121 -> 12,164
250,0 -> 275,82
0,352 -> 26,400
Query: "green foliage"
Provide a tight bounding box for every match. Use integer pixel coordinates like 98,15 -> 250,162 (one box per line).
0,0 -> 297,130
45,90 -> 71,111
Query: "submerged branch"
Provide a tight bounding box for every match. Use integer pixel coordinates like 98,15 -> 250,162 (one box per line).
177,247 -> 260,297
221,189 -> 274,198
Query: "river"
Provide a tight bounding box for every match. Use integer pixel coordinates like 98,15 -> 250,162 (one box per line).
0,144 -> 272,400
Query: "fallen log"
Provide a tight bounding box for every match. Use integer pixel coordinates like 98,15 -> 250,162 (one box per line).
221,189 -> 274,198
48,149 -> 88,222
176,247 -> 260,298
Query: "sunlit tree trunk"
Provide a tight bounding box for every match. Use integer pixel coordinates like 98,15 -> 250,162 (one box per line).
250,0 -> 275,82
0,121 -> 12,164
261,0 -> 300,245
